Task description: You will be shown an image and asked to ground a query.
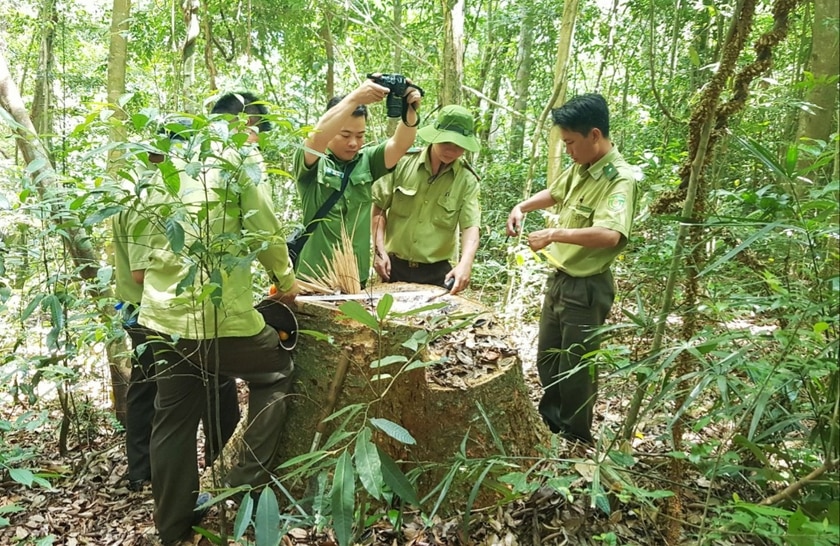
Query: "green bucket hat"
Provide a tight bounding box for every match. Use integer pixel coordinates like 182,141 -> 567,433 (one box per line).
417,105 -> 480,153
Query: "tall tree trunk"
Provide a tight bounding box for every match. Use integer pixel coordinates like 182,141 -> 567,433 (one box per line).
105,0 -> 133,426
545,0 -> 580,190
508,4 -> 534,159
795,0 -> 839,178
386,0 -> 403,136
202,0 -> 218,92
0,49 -> 97,278
440,0 -> 464,105
319,7 -> 335,102
181,0 -> 200,112
30,0 -> 56,147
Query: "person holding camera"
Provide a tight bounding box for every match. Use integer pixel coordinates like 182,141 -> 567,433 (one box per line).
371,105 -> 481,294
505,93 -> 637,448
292,75 -> 422,287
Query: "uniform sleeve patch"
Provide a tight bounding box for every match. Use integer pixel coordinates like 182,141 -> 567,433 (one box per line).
608,193 -> 626,212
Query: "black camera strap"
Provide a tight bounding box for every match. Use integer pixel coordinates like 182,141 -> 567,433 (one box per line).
300,159 -> 356,241
401,84 -> 424,127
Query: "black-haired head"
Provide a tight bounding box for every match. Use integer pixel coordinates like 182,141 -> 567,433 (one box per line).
211,92 -> 272,133
327,95 -> 368,119
551,93 -> 610,139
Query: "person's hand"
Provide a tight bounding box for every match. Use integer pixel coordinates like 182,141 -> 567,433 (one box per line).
506,205 -> 524,237
374,249 -> 391,281
527,229 -> 556,252
404,87 -> 422,110
269,280 -> 300,307
446,264 -> 471,295
354,78 -> 391,105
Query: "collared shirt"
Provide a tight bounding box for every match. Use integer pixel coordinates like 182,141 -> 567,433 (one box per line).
545,146 -> 636,277
138,145 -> 295,339
293,142 -> 390,284
371,147 -> 480,264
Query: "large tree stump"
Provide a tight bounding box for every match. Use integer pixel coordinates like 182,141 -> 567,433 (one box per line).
277,282 -> 548,507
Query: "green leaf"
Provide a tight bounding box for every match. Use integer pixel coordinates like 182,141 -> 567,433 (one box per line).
377,446 -> 419,506
165,217 -> 185,253
25,157 -> 47,174
814,322 -> 830,334
9,468 -> 34,487
376,293 -> 394,321
698,221 -> 781,278
462,461 -> 496,536
401,330 -> 429,351
370,355 -> 408,369
254,487 -> 281,546
338,300 -> 379,330
84,205 -> 123,226
232,493 -> 254,541
354,429 -> 385,500
331,451 -> 355,546
370,418 -> 416,445
606,450 -> 636,467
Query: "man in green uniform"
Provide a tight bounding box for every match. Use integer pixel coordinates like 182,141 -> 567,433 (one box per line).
506,93 -> 636,446
371,105 -> 481,293
113,128 -> 240,493
137,93 -> 299,546
293,76 -> 422,287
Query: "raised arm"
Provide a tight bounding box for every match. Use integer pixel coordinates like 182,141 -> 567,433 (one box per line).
303,78 -> 390,167
383,87 -> 423,169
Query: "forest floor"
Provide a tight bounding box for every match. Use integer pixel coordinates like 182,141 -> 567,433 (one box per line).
0,313 -> 778,546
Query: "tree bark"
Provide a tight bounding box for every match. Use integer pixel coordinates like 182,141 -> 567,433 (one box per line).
386,0 -> 403,137
202,0 -> 218,92
795,0 -> 839,178
319,6 -> 335,103
30,0 -> 56,146
181,0 -> 200,112
0,48 -> 98,279
508,4 -> 534,159
203,285 -> 547,508
104,0 -> 133,426
440,0 -> 465,105
545,0 -> 580,193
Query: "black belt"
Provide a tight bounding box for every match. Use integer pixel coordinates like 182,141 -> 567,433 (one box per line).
390,254 -> 441,269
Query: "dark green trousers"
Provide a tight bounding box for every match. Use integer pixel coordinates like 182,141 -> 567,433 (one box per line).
149,325 -> 293,544
125,324 -> 240,483
537,269 -> 614,444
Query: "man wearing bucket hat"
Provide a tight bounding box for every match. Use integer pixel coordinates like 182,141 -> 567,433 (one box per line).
505,93 -> 637,449
372,105 -> 481,294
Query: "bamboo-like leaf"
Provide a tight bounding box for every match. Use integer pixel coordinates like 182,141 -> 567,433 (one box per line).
354,429 -> 385,500
232,493 -> 254,541
254,487 -> 281,546
338,300 -> 379,331
697,221 -> 780,278
376,293 -> 394,321
376,447 -> 419,506
331,451 -> 355,546
462,461 -> 496,537
370,418 -> 416,445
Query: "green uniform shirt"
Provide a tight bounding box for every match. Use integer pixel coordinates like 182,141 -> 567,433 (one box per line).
112,170 -> 156,305
293,142 -> 389,284
546,146 -> 636,277
371,147 -> 480,264
112,208 -> 150,305
138,145 -> 295,339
